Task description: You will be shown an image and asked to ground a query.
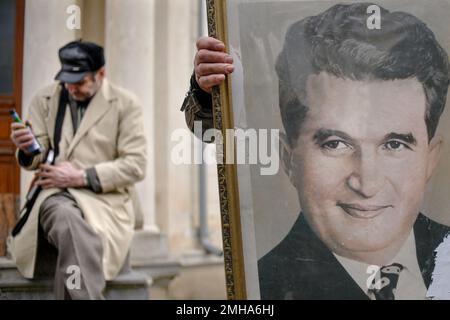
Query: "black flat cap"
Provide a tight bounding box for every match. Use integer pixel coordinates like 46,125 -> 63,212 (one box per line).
55,40 -> 105,84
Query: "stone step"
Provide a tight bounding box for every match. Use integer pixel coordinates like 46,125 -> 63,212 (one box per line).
0,257 -> 150,300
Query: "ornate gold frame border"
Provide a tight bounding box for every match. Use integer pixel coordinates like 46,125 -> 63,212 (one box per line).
207,0 -> 247,300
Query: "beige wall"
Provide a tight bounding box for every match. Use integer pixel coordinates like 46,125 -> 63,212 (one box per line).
79,0 -> 105,46
104,0 -> 157,230
159,0 -> 208,254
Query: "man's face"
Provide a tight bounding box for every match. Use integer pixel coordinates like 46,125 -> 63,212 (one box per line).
287,72 -> 442,264
64,71 -> 103,102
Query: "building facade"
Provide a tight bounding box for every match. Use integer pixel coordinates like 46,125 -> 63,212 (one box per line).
0,0 -> 225,299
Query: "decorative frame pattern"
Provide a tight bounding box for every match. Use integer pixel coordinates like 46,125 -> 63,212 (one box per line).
206,0 -> 246,300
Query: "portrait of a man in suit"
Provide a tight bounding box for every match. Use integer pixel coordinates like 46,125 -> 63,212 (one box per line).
258,3 -> 450,299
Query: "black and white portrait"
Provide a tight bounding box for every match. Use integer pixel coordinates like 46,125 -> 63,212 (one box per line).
220,0 -> 450,300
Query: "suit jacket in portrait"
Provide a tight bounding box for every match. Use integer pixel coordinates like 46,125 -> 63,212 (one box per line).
258,213 -> 450,299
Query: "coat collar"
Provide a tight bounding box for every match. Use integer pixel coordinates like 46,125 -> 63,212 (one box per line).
258,213 -> 368,299
286,214 -> 369,299
65,78 -> 117,156
42,79 -> 117,156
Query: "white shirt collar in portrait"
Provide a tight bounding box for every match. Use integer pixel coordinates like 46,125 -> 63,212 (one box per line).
334,230 -> 427,300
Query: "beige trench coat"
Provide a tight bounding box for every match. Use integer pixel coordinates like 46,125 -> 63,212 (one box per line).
10,79 -> 147,280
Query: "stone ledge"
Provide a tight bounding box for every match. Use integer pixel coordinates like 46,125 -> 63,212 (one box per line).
178,252 -> 224,268
133,257 -> 181,280
0,257 -> 15,269
0,257 -> 150,300
130,230 -> 169,265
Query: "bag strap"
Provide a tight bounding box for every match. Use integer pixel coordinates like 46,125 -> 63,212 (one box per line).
53,85 -> 69,160
12,84 -> 69,237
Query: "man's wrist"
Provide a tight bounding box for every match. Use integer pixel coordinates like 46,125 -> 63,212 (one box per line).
78,170 -> 88,187
83,170 -> 89,187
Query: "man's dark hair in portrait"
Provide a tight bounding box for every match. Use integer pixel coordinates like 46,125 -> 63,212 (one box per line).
276,3 -> 449,146
258,3 -> 450,300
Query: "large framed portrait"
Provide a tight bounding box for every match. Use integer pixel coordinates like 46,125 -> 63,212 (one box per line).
207,0 -> 450,299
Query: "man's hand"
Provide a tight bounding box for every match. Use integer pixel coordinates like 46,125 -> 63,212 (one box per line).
35,162 -> 85,189
10,121 -> 35,155
195,36 -> 234,93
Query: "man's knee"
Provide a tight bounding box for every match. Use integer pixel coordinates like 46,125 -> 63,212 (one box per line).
39,195 -> 83,238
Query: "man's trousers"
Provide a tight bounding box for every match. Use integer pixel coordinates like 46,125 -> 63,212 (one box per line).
38,191 -> 105,300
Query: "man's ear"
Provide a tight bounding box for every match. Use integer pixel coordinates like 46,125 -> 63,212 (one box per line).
96,67 -> 106,80
426,135 -> 443,182
280,132 -> 294,183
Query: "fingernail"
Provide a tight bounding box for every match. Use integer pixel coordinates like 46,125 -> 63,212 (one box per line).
225,65 -> 234,73
224,56 -> 233,64
215,43 -> 225,50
